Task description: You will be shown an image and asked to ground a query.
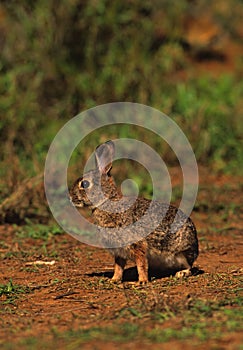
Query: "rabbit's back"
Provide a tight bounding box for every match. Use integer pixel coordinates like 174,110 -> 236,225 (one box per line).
93,197 -> 198,263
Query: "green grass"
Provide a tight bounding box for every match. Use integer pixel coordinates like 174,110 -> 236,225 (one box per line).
0,279 -> 30,305
0,222 -> 65,260
16,220 -> 64,241
2,297 -> 242,349
0,0 -> 243,198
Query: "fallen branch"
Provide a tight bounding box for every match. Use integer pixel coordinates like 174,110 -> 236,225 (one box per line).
26,260 -> 56,266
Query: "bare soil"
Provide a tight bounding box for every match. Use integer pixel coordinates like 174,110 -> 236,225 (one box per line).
0,170 -> 242,349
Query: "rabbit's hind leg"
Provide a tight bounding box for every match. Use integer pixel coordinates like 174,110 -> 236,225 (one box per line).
133,243 -> 149,284
175,268 -> 191,278
174,253 -> 192,278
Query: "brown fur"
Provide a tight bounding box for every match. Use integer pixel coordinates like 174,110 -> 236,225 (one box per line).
70,141 -> 199,283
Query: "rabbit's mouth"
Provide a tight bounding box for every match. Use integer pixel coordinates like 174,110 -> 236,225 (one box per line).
69,197 -> 84,208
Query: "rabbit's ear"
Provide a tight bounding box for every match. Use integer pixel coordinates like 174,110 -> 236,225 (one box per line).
95,140 -> 115,174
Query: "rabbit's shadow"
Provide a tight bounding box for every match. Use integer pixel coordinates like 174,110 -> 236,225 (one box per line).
87,266 -> 203,282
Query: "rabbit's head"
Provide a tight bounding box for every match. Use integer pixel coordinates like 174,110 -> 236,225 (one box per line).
70,141 -> 119,209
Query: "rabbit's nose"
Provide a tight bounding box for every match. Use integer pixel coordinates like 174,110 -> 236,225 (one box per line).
69,196 -> 75,206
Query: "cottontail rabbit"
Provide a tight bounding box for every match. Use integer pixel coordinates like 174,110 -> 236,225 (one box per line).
70,141 -> 198,283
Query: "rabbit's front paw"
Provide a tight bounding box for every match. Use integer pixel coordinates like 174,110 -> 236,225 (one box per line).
137,278 -> 148,285
110,276 -> 122,284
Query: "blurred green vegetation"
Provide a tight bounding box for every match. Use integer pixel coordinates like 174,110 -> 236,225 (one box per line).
0,0 -> 243,197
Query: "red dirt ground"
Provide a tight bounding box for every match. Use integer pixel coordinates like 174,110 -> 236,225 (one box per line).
0,170 -> 242,349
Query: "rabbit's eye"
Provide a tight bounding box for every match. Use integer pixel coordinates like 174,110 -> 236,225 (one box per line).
80,180 -> 90,189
